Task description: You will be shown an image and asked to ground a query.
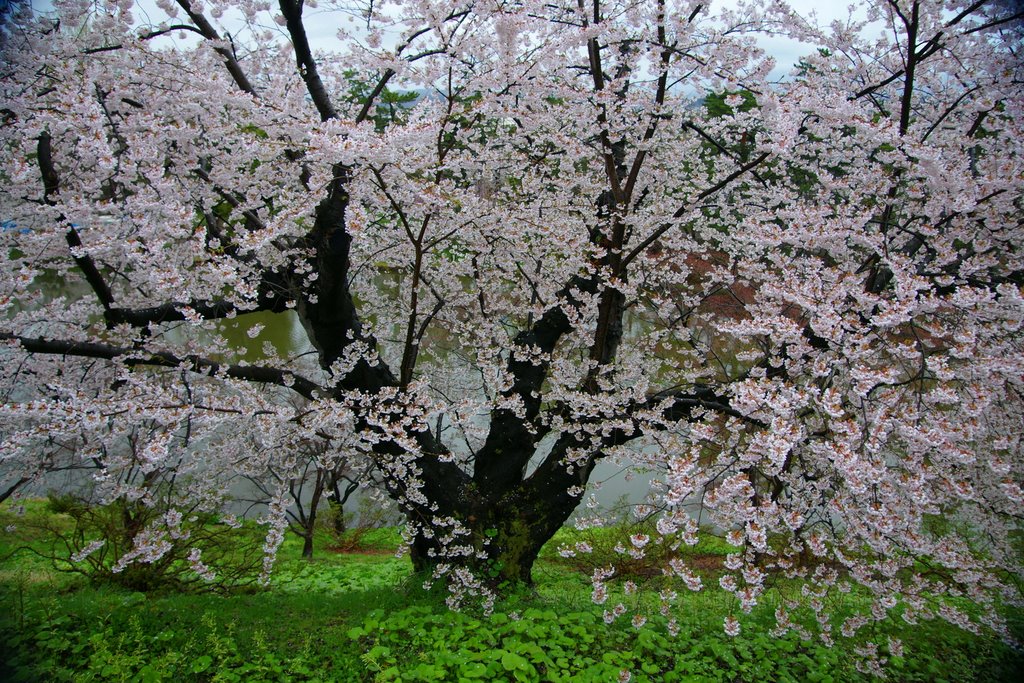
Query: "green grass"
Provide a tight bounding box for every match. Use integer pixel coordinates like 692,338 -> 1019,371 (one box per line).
1,502 -> 1021,682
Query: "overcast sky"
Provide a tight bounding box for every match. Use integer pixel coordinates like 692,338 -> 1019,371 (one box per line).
29,0 -> 876,78
284,1 -> 872,81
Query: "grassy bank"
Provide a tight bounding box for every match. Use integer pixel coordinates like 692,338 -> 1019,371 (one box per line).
1,502 -> 1021,682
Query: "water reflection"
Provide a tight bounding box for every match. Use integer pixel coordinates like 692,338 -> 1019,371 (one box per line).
213,310 -> 314,364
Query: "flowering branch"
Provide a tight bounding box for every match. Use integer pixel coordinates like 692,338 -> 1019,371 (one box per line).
0,333 -> 323,400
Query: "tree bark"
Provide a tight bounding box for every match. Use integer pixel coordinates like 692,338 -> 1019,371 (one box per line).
327,472 -> 358,536
301,533 -> 315,560
299,467 -> 326,559
409,432 -> 598,584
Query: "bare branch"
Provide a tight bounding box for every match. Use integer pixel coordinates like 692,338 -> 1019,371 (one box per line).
82,25 -> 205,54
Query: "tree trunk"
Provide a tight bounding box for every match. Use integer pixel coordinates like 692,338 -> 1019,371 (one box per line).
328,497 -> 347,535
301,532 -> 314,559
407,496 -> 581,585
326,471 -> 359,536
476,506 -> 571,585
409,434 -> 596,585
299,468 -> 326,560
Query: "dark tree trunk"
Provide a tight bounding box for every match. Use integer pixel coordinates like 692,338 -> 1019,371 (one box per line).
299,467 -> 327,560
301,532 -> 314,559
409,433 -> 597,585
326,472 -> 358,537
406,489 -> 583,585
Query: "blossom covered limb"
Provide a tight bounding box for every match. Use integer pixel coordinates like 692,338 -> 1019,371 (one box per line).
0,332 -> 324,400
172,0 -> 257,95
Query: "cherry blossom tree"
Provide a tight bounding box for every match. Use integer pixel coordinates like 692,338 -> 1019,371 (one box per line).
1,0 -> 1022,648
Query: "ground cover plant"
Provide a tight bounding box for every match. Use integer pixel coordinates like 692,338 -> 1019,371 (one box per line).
2,501 -> 1022,681
1,0 -> 1023,677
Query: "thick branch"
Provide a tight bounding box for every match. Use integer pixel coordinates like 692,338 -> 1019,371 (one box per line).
963,9 -> 1024,34
622,0 -> 672,202
0,333 -> 323,400
296,162 -> 399,394
474,131 -> 768,496
83,25 -> 205,54
472,272 -> 602,496
0,477 -> 32,505
518,384 -> 764,515
356,69 -> 395,124
898,2 -> 920,136
174,0 -> 256,96
36,132 -> 115,310
278,0 -> 338,121
645,386 -> 766,427
194,168 -> 267,232
852,0 -> 993,102
104,301 -> 240,328
37,134 -> 279,328
686,122 -> 767,185
292,7 -> 477,389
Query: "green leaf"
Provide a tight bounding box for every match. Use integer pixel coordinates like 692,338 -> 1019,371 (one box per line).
137,664 -> 163,683
502,651 -> 531,672
191,655 -> 213,673
460,661 -> 488,678
239,123 -> 269,139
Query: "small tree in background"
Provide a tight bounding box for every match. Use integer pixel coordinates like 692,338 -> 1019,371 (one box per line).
245,435 -> 368,559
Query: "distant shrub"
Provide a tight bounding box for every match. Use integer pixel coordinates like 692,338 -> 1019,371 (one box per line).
325,494 -> 403,553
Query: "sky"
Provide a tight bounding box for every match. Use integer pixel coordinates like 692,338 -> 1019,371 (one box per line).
27,0 -> 876,82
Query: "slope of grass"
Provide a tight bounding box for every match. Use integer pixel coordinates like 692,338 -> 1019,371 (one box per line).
1,501 -> 1021,682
